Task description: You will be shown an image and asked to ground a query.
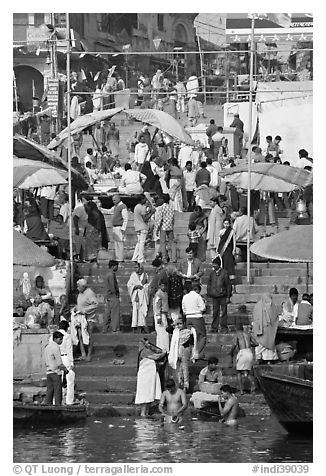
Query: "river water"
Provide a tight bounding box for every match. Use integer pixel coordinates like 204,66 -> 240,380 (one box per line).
14,415 -> 312,463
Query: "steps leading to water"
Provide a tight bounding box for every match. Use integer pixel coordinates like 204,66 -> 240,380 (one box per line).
73,214 -> 312,412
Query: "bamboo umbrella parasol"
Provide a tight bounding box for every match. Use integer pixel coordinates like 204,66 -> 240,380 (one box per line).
47,107 -> 123,149
250,225 -> 313,291
220,163 -> 313,192
13,230 -> 55,267
124,108 -> 195,145
13,157 -> 67,189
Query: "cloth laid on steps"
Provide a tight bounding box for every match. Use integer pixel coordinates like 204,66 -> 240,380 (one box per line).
135,358 -> 162,404
190,391 -> 221,409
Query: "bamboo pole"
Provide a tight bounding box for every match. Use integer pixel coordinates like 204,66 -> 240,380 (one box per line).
246,16 -> 255,283
13,71 -> 19,118
195,27 -> 206,105
66,13 -> 74,290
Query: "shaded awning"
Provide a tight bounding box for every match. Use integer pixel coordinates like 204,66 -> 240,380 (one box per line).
220,163 -> 313,192
250,225 -> 313,263
125,109 -> 195,146
48,107 -> 123,149
13,135 -> 88,190
13,157 -> 67,189
13,230 -> 55,267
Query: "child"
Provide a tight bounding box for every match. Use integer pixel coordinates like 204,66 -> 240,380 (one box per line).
168,318 -> 197,391
158,377 -> 187,423
296,293 -> 313,326
187,222 -> 201,257
153,281 -> 170,352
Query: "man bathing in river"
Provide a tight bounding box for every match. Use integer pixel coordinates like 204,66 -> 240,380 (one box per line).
217,384 -> 239,426
230,323 -> 257,395
159,378 -> 187,423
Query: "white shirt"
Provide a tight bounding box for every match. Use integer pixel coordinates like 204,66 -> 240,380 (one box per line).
297,158 -> 313,169
83,154 -> 94,168
179,145 -> 193,169
59,203 -> 70,222
186,76 -> 199,96
207,165 -> 219,187
70,96 -> 81,120
186,261 -> 192,277
134,142 -> 149,164
59,329 -> 74,369
211,131 -> 224,143
182,291 -> 206,318
183,170 -> 196,191
40,186 -> 56,200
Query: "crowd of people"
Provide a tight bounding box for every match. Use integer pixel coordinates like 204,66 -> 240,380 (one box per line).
13,64 -> 313,418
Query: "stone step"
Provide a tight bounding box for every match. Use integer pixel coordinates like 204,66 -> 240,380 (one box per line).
78,265 -> 312,280
235,284 -> 312,294
235,268 -> 311,277
77,376 -> 137,393
85,392 -> 135,405
92,332 -> 236,345
88,395 -> 271,417
76,363 -> 138,377
83,389 -> 269,407
78,260 -> 312,273
229,293 -> 288,305
236,275 -> 313,285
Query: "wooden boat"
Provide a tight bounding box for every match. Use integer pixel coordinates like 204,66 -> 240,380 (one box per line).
254,363 -> 313,434
13,402 -> 88,425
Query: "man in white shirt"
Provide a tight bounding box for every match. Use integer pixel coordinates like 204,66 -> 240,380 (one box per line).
44,331 -> 67,405
58,320 -> 75,405
233,208 -> 257,242
83,148 -> 95,168
40,185 -> 56,220
206,158 -> 219,188
178,144 -> 193,169
182,283 -> 206,360
297,149 -> 313,169
59,193 -> 70,223
186,72 -> 199,97
132,195 -> 155,264
183,161 -> 196,211
211,127 -> 225,160
101,193 -> 129,262
118,164 -> 146,195
134,135 -> 150,170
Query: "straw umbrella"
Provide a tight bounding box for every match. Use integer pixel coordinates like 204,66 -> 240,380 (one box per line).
13,229 -> 55,267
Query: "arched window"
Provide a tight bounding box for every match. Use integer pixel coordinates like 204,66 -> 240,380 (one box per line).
174,24 -> 188,45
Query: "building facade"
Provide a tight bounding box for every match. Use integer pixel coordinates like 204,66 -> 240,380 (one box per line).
13,13 -> 198,112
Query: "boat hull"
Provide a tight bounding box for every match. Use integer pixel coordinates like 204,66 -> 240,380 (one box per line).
254,364 -> 313,434
13,402 -> 87,425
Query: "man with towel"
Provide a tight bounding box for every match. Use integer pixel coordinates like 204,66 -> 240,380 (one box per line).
231,322 -> 257,395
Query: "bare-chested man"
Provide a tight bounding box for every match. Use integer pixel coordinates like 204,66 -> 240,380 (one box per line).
230,323 -> 257,394
159,378 -> 187,423
217,384 -> 239,426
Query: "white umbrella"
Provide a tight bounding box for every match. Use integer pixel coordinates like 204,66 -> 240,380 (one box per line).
13,157 -> 67,189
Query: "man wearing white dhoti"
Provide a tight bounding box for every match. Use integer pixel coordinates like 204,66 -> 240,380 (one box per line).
127,263 -> 150,332
135,339 -> 166,417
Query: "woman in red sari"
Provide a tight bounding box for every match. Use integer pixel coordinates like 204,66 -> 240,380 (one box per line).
217,217 -> 236,292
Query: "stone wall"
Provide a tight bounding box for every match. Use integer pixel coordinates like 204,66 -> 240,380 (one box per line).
13,329 -> 49,380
